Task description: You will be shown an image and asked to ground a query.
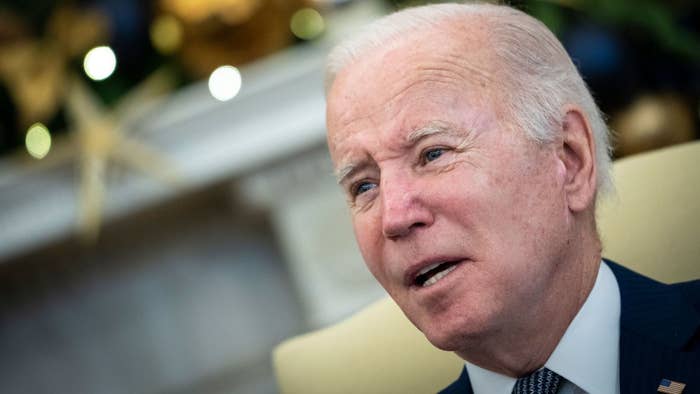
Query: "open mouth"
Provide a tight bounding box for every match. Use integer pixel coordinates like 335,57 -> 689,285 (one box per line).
414,261 -> 461,287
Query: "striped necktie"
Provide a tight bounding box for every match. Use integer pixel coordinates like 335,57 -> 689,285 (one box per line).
512,368 -> 562,394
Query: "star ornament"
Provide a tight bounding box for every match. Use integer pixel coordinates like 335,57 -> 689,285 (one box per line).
33,69 -> 182,242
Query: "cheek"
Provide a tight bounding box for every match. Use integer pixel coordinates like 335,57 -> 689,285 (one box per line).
478,155 -> 566,259
352,215 -> 385,277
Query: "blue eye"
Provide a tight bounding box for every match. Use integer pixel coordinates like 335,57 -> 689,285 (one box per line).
354,182 -> 377,196
424,148 -> 444,162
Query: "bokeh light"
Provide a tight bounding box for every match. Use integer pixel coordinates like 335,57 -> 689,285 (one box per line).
208,65 -> 242,102
290,8 -> 324,40
25,123 -> 52,159
83,46 -> 117,81
150,14 -> 184,55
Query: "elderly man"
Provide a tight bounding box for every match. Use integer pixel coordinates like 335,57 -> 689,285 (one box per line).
324,2 -> 699,394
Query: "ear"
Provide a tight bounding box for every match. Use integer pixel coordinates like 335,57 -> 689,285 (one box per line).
558,106 -> 597,213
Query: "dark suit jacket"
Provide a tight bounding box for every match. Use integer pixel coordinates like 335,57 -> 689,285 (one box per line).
439,260 -> 700,394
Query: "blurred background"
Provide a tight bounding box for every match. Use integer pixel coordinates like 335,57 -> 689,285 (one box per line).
0,0 -> 698,393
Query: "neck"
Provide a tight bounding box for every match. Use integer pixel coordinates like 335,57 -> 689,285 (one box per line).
456,226 -> 601,377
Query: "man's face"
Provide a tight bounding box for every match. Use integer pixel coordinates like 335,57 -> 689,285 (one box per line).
326,31 -> 572,352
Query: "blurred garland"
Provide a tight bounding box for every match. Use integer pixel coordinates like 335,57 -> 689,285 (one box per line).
0,0 -> 313,156
0,0 -> 319,241
528,0 -> 700,62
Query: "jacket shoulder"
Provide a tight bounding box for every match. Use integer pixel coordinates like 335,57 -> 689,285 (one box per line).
438,367 -> 471,394
672,278 -> 700,312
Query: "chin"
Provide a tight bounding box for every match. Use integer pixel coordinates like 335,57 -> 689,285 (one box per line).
417,312 -> 491,352
422,326 -> 472,352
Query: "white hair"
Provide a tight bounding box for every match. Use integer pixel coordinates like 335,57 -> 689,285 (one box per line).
326,2 -> 613,197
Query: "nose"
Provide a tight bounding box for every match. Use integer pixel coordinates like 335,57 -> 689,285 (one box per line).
380,175 -> 434,240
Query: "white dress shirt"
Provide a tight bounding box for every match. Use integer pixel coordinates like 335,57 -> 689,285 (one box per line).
465,261 -> 621,394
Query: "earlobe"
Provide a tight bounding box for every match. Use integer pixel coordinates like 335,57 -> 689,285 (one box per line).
559,107 -> 597,213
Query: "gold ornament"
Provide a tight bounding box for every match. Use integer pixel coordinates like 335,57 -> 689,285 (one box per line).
160,0 -> 263,25
159,0 -> 308,78
0,6 -> 108,129
611,93 -> 695,157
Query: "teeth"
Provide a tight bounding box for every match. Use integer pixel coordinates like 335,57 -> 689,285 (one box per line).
417,262 -> 444,276
422,264 -> 457,287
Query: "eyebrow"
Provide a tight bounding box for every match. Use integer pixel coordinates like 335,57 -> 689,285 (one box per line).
334,121 -> 463,185
335,163 -> 362,185
406,121 -> 456,143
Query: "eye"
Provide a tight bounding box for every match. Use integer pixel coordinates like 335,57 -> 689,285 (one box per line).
353,181 -> 377,197
422,147 -> 445,163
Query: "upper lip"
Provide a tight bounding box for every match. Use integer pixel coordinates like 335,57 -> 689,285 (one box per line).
404,256 -> 467,287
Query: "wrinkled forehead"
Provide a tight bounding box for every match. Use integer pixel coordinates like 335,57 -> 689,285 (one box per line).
326,25 -> 502,155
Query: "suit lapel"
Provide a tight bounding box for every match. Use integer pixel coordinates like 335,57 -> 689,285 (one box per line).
607,260 -> 700,394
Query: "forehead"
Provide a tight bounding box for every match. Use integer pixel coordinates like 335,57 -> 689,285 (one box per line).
326,26 -> 501,160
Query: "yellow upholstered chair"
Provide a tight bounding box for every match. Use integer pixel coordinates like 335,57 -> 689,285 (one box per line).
273,141 -> 700,394
597,141 -> 700,283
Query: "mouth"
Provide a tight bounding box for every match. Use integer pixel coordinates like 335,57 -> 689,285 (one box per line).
410,259 -> 463,288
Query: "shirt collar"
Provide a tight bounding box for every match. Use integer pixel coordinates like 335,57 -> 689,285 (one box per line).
465,261 -> 621,394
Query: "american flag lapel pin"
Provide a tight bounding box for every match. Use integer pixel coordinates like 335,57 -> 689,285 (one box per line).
657,378 -> 686,394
